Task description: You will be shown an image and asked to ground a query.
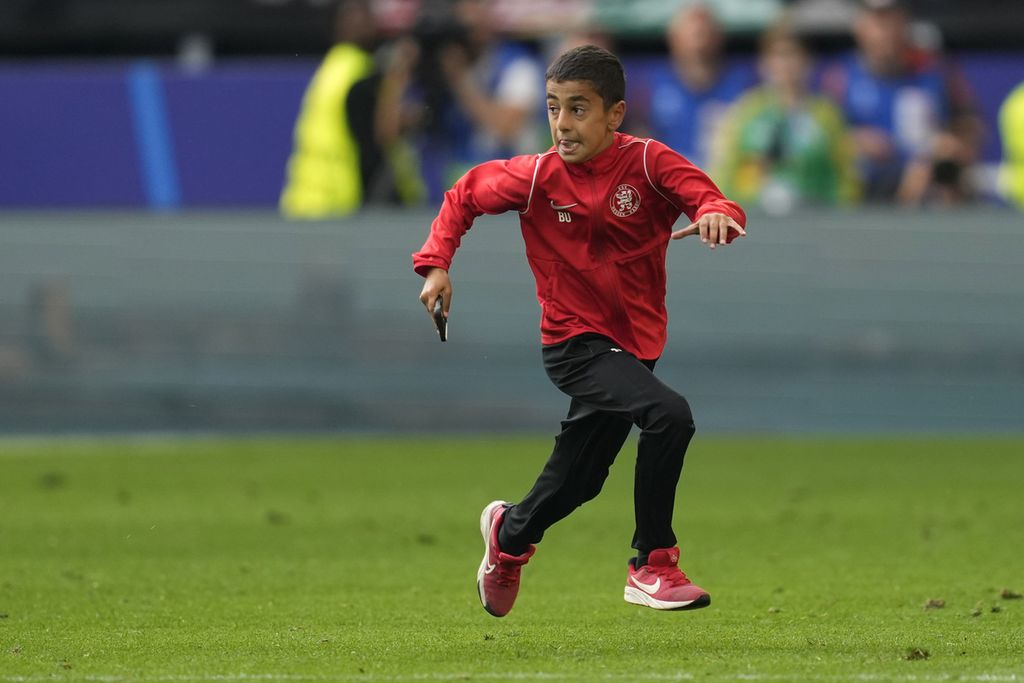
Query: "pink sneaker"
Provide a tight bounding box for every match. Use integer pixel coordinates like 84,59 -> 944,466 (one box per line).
624,547 -> 711,611
477,500 -> 535,617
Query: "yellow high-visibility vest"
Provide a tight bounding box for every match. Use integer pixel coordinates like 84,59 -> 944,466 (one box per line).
280,43 -> 373,218
1000,82 -> 1024,210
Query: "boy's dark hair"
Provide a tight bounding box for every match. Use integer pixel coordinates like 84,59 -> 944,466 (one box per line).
545,45 -> 625,109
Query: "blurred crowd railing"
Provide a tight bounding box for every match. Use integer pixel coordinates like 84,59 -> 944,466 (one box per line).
0,209 -> 1022,434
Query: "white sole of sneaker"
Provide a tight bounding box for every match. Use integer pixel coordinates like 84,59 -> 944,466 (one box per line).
476,500 -> 508,611
624,586 -> 710,611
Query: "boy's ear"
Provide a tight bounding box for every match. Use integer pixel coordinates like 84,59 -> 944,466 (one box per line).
607,100 -> 626,131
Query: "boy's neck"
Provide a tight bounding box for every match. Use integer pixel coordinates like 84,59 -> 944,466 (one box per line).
566,132 -> 623,172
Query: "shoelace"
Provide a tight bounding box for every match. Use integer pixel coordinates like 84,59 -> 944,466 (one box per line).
648,564 -> 691,587
492,561 -> 522,588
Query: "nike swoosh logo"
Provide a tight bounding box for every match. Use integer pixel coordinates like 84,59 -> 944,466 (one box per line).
484,562 -> 497,574
550,200 -> 578,210
631,576 -> 660,594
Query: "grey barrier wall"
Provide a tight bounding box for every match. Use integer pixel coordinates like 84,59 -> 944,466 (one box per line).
0,209 -> 1021,433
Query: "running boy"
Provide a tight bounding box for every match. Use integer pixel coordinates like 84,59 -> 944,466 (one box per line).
413,45 -> 746,616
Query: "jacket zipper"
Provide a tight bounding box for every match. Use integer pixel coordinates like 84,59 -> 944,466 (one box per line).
587,167 -> 635,349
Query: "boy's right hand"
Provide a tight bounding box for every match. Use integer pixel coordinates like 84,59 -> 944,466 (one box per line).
419,267 -> 452,319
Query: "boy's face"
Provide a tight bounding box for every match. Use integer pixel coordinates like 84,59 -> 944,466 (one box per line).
546,79 -> 625,164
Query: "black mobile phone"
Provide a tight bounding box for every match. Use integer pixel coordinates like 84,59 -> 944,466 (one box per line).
433,297 -> 448,342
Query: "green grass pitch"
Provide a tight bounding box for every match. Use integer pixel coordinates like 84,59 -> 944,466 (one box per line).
1,435 -> 1022,681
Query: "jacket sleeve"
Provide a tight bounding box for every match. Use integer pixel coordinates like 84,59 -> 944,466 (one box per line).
412,155 -> 537,276
645,139 -> 747,242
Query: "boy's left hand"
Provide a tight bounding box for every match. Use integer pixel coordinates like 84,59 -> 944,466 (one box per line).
671,213 -> 746,249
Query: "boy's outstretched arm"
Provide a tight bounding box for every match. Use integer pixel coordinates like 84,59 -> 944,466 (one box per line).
645,139 -> 747,250
412,155 -> 536,322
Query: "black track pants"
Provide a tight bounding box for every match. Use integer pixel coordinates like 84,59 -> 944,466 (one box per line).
499,333 -> 696,556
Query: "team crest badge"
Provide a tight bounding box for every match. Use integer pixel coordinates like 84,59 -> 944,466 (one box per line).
610,184 -> 641,217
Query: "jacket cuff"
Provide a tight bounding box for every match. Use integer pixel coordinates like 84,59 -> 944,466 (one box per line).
413,257 -> 450,278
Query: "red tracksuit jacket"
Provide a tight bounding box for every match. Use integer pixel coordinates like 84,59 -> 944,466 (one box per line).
413,132 -> 746,360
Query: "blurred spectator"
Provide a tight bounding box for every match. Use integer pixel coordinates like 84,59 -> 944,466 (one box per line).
999,82 -> 1024,209
415,0 -> 546,200
546,27 -> 614,59
347,38 -> 426,207
280,0 -> 422,218
639,2 -> 754,167
711,26 -> 859,213
820,0 -> 981,205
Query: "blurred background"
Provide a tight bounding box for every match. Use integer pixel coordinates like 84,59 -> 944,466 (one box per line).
1,0 -> 1022,434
